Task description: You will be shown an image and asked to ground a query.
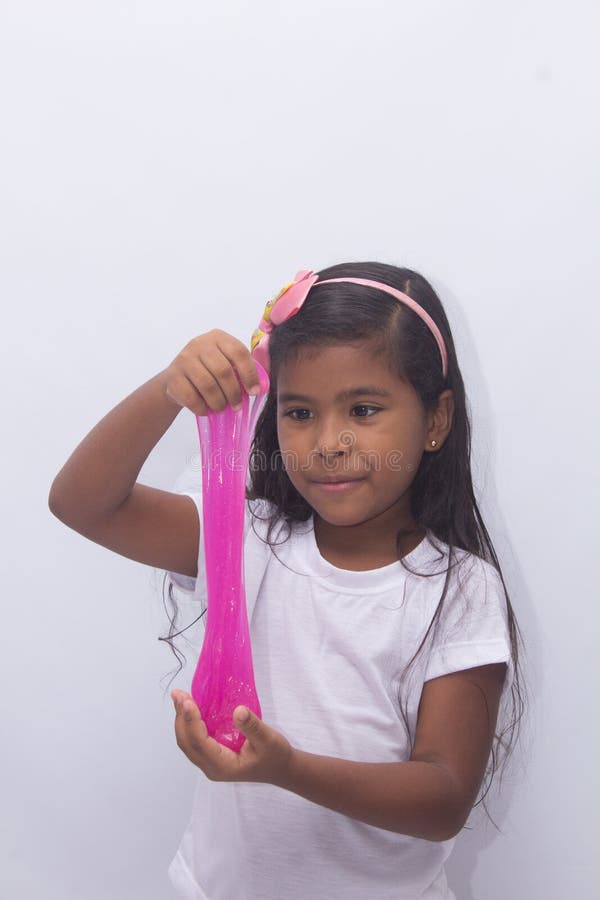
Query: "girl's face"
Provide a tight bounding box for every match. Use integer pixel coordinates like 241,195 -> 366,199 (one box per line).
276,344 -> 436,531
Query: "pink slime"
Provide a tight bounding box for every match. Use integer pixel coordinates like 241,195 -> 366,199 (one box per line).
190,361 -> 270,752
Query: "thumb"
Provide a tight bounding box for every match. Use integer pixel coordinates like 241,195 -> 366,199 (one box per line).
234,706 -> 261,736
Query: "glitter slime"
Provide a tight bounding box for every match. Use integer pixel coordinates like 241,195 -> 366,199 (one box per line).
190,361 -> 270,752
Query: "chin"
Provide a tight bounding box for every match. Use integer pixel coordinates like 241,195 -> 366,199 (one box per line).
311,504 -> 368,528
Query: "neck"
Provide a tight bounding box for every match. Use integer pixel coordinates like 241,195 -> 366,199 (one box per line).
313,508 -> 426,569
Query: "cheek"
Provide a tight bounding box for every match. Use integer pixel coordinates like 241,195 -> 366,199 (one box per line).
277,426 -> 323,481
398,431 -> 428,474
276,422 -> 303,465
276,419 -> 289,450
376,424 -> 425,475
277,419 -> 305,447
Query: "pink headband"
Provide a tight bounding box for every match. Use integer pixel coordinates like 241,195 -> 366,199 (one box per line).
250,268 -> 448,380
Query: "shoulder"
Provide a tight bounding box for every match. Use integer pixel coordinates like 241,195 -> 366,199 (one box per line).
416,538 -> 511,647
456,554 -> 508,615
244,495 -> 291,544
418,542 -> 514,702
421,533 -> 505,596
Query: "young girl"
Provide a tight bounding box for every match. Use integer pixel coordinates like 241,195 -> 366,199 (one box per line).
49,262 -> 526,900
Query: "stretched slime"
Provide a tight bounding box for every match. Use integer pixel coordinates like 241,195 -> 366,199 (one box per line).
190,362 -> 270,751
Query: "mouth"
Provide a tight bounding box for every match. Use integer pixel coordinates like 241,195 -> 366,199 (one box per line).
312,476 -> 365,484
311,476 -> 366,492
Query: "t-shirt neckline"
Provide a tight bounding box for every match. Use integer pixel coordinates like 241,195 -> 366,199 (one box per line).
293,513 -> 437,592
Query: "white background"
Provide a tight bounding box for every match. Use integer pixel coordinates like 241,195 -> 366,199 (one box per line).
2,1 -> 598,897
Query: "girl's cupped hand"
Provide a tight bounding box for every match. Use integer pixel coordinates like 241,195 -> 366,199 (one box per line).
171,690 -> 296,786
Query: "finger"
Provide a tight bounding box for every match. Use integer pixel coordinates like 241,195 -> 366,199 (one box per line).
171,690 -> 192,714
165,372 -> 211,417
212,330 -> 263,399
188,349 -> 253,412
180,333 -> 263,414
174,709 -> 241,778
176,348 -> 232,414
233,706 -> 269,748
174,698 -> 208,753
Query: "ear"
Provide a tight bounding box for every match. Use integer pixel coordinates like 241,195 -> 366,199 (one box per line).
426,389 -> 454,450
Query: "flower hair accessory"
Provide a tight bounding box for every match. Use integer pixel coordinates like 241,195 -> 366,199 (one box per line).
250,268 -> 448,379
250,269 -> 319,375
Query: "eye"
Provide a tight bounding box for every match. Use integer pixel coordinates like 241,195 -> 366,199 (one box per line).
352,404 -> 380,418
283,408 -> 311,421
282,405 -> 381,421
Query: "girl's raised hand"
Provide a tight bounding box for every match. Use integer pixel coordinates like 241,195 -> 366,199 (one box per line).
163,329 -> 263,417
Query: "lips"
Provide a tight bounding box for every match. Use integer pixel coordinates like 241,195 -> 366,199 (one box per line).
312,477 -> 365,493
312,476 -> 366,484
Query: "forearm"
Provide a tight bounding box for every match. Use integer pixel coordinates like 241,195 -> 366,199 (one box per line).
49,369 -> 182,522
278,750 -> 461,842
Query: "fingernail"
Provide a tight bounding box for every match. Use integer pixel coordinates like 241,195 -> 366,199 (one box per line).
232,403 -> 242,412
248,385 -> 260,396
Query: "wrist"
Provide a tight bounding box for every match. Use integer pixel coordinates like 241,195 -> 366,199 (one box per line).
279,745 -> 304,792
156,367 -> 185,415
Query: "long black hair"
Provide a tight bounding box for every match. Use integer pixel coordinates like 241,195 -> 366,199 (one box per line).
160,260 -> 528,832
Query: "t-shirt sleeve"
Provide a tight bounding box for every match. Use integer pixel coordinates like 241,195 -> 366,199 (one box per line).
165,490 -> 205,598
423,557 -> 514,697
149,454 -> 207,601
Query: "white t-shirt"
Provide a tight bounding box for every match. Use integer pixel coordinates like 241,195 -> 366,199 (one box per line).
162,485 -> 514,900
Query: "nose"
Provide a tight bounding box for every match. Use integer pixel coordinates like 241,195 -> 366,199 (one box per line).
315,420 -> 355,457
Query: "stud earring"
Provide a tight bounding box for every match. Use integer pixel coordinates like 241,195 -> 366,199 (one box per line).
430,440 -> 437,447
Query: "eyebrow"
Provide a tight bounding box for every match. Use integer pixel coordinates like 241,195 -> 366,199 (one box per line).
278,386 -> 392,403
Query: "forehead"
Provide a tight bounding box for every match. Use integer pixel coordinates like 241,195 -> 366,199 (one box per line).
276,344 -> 410,401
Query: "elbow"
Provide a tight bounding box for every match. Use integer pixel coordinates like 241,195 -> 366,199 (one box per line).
392,800 -> 465,842
48,484 -> 62,518
426,766 -> 470,842
433,820 -> 463,843
425,819 -> 462,843
48,481 -> 66,520
48,479 -> 76,525
431,802 -> 469,843
418,779 -> 468,842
